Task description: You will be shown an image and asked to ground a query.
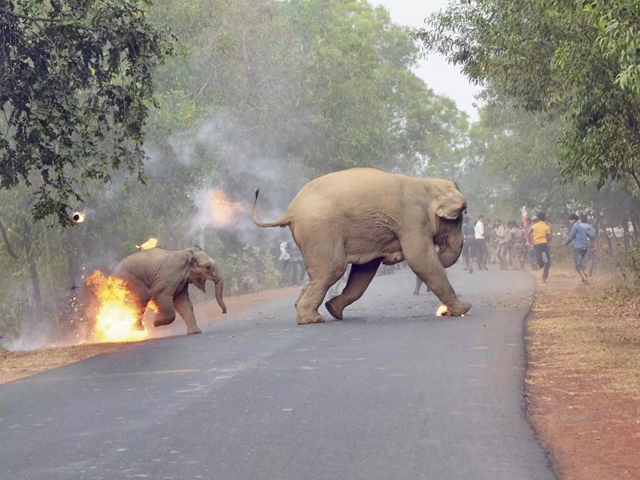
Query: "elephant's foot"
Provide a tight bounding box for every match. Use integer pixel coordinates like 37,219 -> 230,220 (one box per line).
297,312 -> 325,325
446,300 -> 472,316
187,327 -> 202,335
153,316 -> 176,327
325,299 -> 343,320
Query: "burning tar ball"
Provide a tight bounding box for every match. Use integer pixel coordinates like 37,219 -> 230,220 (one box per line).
72,212 -> 86,223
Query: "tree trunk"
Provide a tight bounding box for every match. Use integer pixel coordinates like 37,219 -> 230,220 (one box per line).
66,229 -> 80,290
42,226 -> 61,325
22,218 -> 42,317
622,221 -> 631,250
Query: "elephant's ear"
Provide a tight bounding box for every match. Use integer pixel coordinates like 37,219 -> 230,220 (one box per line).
187,248 -> 198,271
436,193 -> 467,220
429,193 -> 467,237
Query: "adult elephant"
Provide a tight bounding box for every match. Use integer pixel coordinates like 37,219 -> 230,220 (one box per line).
112,247 -> 226,335
252,167 -> 470,325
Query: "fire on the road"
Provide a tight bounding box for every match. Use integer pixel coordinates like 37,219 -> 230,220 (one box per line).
436,305 -> 451,317
85,271 -> 150,343
209,189 -> 245,227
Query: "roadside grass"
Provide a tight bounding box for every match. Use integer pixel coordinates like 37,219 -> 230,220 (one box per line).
528,268 -> 640,398
526,265 -> 640,480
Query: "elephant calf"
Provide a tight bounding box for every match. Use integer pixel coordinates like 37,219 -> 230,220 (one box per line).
112,247 -> 226,335
253,167 -> 471,325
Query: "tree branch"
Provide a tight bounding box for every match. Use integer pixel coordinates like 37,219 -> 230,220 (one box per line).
0,7 -> 65,23
0,218 -> 18,259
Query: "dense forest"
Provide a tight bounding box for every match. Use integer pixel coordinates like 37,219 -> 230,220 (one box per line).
1,0 -> 640,347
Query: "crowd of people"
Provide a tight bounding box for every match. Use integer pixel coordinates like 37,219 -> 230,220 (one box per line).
457,210 -> 596,284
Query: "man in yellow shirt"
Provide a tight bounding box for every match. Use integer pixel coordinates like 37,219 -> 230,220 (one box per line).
531,212 -> 552,282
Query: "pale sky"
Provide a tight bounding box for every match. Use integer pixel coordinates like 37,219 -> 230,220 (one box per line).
375,0 -> 480,121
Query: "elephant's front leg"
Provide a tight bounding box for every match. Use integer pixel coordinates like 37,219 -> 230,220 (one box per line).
325,259 -> 381,320
401,233 -> 471,316
173,287 -> 202,335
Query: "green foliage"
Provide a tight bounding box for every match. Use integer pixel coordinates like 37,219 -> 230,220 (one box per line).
0,0 -> 174,224
415,0 -> 640,191
619,241 -> 640,290
0,0 -> 473,342
217,247 -> 281,296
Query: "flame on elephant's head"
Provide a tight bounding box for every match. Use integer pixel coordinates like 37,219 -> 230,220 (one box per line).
209,189 -> 246,227
85,271 -> 150,343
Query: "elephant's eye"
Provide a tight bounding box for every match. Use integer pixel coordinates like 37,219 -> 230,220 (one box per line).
206,265 -> 212,271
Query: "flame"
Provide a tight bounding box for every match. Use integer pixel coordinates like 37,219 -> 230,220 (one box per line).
436,305 -> 451,317
85,271 -> 150,343
209,189 -> 245,227
147,299 -> 159,313
137,238 -> 158,250
72,212 -> 86,223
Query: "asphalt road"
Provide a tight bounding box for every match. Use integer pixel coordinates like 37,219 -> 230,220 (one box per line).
0,267 -> 556,480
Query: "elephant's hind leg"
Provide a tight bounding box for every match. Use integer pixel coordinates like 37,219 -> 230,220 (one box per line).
296,258 -> 347,325
326,259 -> 381,320
151,291 -> 177,327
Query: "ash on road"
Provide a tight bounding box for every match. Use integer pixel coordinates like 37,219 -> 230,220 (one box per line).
0,268 -> 555,480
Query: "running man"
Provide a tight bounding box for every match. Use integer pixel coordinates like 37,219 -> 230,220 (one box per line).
531,213 -> 552,282
506,221 -> 525,269
475,214 -> 489,270
580,215 -> 596,276
461,215 -> 476,273
494,219 -> 507,270
564,214 -> 594,284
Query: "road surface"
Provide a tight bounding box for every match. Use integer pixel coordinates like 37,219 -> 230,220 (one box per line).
0,267 -> 556,480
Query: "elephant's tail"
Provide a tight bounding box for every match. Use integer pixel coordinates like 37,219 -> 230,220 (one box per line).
252,189 -> 291,228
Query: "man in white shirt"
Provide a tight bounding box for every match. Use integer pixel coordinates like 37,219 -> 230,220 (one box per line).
279,239 -> 291,285
475,215 -> 488,270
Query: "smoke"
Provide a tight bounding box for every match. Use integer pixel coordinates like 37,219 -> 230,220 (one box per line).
160,112 -> 307,250
3,108 -> 310,351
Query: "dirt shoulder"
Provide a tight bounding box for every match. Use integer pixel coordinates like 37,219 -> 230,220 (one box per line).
0,286 -> 300,386
526,267 -> 640,480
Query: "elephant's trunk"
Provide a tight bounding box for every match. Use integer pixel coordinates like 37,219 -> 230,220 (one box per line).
438,242 -> 463,268
435,217 -> 464,268
215,278 -> 227,314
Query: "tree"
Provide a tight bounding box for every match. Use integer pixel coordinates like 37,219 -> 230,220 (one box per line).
414,0 -> 640,191
0,0 -> 174,224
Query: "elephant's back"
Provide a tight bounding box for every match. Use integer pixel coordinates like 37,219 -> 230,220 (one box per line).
113,248 -> 168,280
289,168 -> 406,215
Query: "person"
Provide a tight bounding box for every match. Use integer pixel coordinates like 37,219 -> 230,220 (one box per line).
279,238 -> 291,285
287,239 -> 305,285
564,214 -> 594,284
475,214 -> 489,270
531,212 -> 552,282
523,217 -> 538,270
494,219 -> 507,270
461,215 -> 476,273
413,274 -> 431,295
580,215 -> 596,276
487,218 -> 497,264
506,221 -> 525,269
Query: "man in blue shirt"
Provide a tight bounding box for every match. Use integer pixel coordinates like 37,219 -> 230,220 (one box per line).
564,213 -> 594,284
580,215 -> 596,276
